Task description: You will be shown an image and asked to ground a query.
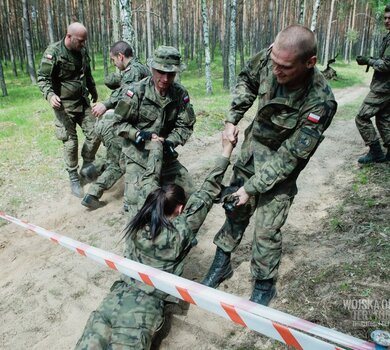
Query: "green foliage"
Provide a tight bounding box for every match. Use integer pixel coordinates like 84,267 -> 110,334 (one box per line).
325,61 -> 366,89
346,29 -> 359,43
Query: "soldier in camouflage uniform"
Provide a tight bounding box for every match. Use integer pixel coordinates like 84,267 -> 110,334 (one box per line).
91,41 -> 151,118
202,25 -> 338,306
37,22 -> 100,198
355,4 -> 390,164
75,134 -> 235,349
113,46 -> 196,218
81,42 -> 150,210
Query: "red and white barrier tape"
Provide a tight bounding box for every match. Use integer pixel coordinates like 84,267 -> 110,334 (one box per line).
0,212 -> 377,350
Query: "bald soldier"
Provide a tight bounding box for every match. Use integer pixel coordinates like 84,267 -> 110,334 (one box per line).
38,22 -> 100,198
202,25 -> 337,305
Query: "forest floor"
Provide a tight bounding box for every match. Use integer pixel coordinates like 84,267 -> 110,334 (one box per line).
0,82 -> 389,349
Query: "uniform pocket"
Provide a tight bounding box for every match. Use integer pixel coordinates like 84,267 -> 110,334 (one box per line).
291,126 -> 322,159
54,118 -> 68,141
271,110 -> 299,130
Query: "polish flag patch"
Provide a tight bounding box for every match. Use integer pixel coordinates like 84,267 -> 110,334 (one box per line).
46,54 -> 53,60
307,112 -> 321,123
183,95 -> 190,103
126,90 -> 134,98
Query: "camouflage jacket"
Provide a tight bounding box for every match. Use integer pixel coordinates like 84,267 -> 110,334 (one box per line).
37,39 -> 97,113
369,32 -> 390,93
114,76 -> 196,167
226,48 -> 337,196
102,58 -> 150,109
121,141 -> 230,301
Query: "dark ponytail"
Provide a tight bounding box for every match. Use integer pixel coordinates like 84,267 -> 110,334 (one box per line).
124,184 -> 186,240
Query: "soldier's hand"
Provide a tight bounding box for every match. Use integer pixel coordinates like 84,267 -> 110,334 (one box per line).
221,132 -> 234,158
224,122 -> 239,146
92,103 -> 107,117
233,186 -> 250,206
49,94 -> 62,109
356,56 -> 369,65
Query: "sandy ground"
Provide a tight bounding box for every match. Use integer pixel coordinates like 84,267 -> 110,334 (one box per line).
0,84 -> 370,349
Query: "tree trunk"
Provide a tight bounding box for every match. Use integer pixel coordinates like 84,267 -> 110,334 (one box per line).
146,0 -> 152,57
22,0 -> 36,84
347,0 -> 357,63
78,0 -> 85,24
111,0 -> 120,42
370,12 -> 380,57
359,2 -> 369,55
238,0 -> 244,70
344,9 -> 352,62
101,0 -> 108,76
5,0 -> 17,77
298,0 -> 306,25
0,57 -> 8,97
172,0 -> 179,48
323,0 -> 336,65
201,0 -> 213,95
119,0 -> 135,48
310,0 -> 321,32
223,0 -> 231,90
267,1 -> 274,44
63,0 -> 70,27
46,0 -> 55,43
229,0 -> 237,93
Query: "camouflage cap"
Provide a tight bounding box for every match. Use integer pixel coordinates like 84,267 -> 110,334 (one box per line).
104,72 -> 121,90
150,46 -> 182,73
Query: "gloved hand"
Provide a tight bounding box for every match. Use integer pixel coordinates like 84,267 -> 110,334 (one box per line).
222,194 -> 239,215
163,140 -> 178,159
90,89 -> 98,103
134,130 -> 154,148
356,56 -> 369,65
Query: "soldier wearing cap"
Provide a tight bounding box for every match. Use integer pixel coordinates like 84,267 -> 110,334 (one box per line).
113,45 -> 196,217
81,41 -> 150,210
37,22 -> 100,198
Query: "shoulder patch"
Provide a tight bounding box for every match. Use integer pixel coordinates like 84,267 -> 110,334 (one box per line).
46,54 -> 53,60
307,112 -> 321,123
183,95 -> 190,104
126,90 -> 134,98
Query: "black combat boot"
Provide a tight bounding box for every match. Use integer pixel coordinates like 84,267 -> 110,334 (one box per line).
69,170 -> 84,198
201,247 -> 233,288
81,194 -> 106,210
358,141 -> 385,164
80,162 -> 99,184
250,279 -> 276,306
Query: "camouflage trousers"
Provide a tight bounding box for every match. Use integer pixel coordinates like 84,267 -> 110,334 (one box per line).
355,91 -> 390,147
54,106 -> 100,172
87,111 -> 125,199
124,158 -> 194,219
75,280 -> 164,350
214,162 -> 296,280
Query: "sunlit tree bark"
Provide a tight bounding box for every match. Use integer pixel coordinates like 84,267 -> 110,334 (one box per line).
201,0 -> 213,95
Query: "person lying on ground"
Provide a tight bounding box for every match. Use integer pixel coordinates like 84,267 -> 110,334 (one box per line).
75,131 -> 237,350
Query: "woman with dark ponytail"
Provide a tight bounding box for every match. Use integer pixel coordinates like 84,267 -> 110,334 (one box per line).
76,133 -> 236,350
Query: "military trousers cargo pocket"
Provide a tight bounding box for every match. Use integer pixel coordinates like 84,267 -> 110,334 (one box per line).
54,119 -> 69,141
